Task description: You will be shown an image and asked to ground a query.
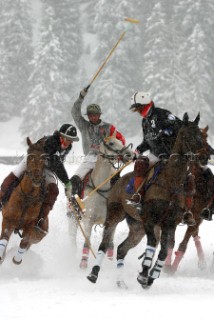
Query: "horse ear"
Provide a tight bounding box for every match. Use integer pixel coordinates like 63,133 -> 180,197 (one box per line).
193,112 -> 200,126
204,125 -> 209,133
26,137 -> 32,146
183,112 -> 189,124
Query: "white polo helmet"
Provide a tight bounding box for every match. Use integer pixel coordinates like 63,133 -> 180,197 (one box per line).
130,91 -> 151,110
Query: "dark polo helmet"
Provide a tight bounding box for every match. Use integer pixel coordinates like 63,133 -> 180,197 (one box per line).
59,124 -> 79,141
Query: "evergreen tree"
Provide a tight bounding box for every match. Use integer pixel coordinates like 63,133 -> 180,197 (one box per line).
0,0 -> 33,119
174,0 -> 214,130
21,0 -> 83,141
88,0 -> 143,137
21,2 -> 65,141
143,2 -> 174,109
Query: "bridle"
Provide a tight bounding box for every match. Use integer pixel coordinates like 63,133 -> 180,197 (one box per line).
99,139 -> 133,169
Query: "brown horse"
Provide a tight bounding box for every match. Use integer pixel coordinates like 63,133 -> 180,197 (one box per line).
0,137 -> 47,265
164,127 -> 214,273
87,113 -> 210,288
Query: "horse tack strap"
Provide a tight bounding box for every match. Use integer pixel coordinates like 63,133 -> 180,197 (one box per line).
135,162 -> 161,194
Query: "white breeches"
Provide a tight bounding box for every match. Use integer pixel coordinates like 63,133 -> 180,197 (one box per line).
12,156 -> 57,184
74,153 -> 97,180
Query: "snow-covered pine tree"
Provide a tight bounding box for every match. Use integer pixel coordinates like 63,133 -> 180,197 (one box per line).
21,0 -> 83,141
174,0 -> 214,132
143,2 -> 174,110
0,0 -> 33,119
88,0 -> 143,137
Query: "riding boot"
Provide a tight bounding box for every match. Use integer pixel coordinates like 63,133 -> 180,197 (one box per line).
133,156 -> 149,192
0,172 -> 20,205
36,183 -> 59,233
70,175 -> 82,197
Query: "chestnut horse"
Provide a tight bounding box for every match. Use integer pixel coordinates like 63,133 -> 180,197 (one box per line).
0,137 -> 47,265
87,113 -> 210,288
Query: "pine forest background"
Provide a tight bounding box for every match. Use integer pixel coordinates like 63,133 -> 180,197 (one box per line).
0,0 -> 214,144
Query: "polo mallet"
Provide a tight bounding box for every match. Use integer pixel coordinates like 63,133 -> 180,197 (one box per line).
85,17 -> 139,91
73,159 -> 133,213
71,207 -> 96,258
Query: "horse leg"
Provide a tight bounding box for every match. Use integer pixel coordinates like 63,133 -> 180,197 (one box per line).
137,223 -> 157,289
163,227 -> 176,273
67,211 -> 78,251
147,225 -> 170,286
193,234 -> 206,270
80,222 -> 93,269
116,218 -> 145,289
87,202 -> 125,283
0,219 -> 14,264
106,239 -> 114,261
13,223 -> 48,265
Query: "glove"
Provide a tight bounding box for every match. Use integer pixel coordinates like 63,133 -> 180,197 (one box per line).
133,149 -> 140,161
158,129 -> 173,138
79,85 -> 90,99
65,181 -> 72,200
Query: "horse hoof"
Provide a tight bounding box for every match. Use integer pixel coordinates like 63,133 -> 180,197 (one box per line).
198,260 -> 207,270
87,266 -> 100,283
87,273 -> 98,283
80,259 -> 88,269
116,280 -> 128,290
163,265 -> 176,274
12,257 -> 22,265
137,273 -> 148,288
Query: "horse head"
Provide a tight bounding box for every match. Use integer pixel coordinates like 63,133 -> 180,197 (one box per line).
173,113 -> 210,162
26,137 -> 47,187
100,135 -> 133,167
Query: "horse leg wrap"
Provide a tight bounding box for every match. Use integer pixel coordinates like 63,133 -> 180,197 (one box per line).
116,259 -> 128,289
107,246 -> 114,260
172,250 -> 184,271
0,239 -> 8,259
13,246 -> 27,264
193,236 -> 204,260
165,248 -> 173,266
149,259 -> 165,279
142,246 -> 156,268
95,250 -> 105,267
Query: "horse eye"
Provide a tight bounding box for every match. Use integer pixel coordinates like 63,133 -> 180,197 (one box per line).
40,154 -> 47,161
28,155 -> 34,161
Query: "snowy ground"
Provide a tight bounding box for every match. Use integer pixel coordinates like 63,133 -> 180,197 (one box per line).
1,118 -> 214,320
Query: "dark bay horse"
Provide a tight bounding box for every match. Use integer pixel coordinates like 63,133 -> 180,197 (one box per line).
0,137 -> 47,264
164,127 -> 214,273
87,113 -> 210,288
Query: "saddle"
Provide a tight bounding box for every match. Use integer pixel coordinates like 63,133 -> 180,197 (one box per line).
126,157 -> 162,199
